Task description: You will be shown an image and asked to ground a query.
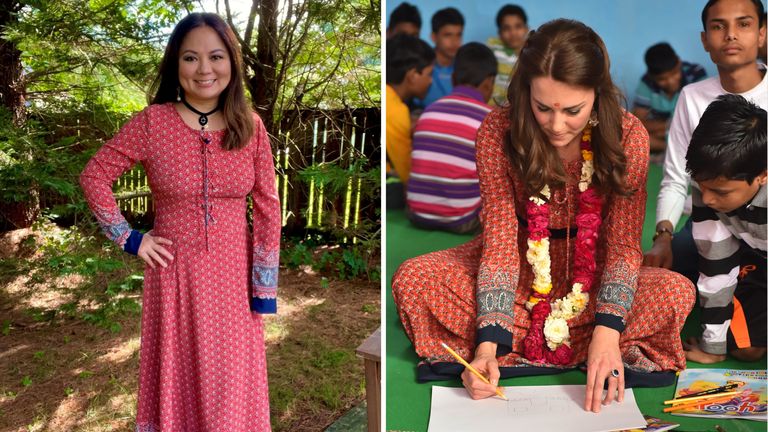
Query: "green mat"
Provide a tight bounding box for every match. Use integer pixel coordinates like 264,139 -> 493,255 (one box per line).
386,164 -> 766,431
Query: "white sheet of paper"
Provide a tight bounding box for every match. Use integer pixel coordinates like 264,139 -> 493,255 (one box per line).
428,385 -> 647,432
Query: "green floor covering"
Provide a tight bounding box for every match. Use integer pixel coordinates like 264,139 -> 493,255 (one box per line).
386,164 -> 766,431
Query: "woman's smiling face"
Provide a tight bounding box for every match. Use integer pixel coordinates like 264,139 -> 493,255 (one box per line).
177,25 -> 231,107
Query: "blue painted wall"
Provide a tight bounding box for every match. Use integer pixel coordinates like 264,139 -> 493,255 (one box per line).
386,0 -> 766,106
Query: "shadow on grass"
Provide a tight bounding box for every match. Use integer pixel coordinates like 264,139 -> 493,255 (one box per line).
265,270 -> 379,431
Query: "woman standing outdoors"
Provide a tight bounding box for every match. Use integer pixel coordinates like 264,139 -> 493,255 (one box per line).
80,13 -> 279,430
392,19 -> 695,413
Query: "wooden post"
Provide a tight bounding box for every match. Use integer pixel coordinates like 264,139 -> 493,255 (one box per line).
356,327 -> 381,432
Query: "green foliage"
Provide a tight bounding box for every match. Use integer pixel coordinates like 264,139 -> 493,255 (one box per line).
1,320 -> 10,336
299,160 -> 380,201
0,1 -> 190,224
292,155 -> 381,281
274,0 -> 381,111
281,242 -> 314,269
281,240 -> 378,281
81,296 -> 141,333
15,219 -> 144,333
6,0 -> 190,110
21,376 -> 32,387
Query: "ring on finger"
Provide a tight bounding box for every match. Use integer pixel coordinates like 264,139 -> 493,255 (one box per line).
610,369 -> 620,378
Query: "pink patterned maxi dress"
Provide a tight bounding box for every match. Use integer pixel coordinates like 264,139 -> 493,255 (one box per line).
80,103 -> 280,431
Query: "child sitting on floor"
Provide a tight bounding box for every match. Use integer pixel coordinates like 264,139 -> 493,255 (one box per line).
406,42 -> 497,233
685,94 -> 767,364
486,4 -> 528,106
632,42 -> 706,160
386,34 -> 435,208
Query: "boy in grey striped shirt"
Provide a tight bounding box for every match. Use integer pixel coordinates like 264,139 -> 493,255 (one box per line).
684,94 -> 766,364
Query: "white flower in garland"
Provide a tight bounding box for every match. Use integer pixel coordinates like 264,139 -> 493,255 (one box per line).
543,316 -> 570,351
531,184 -> 551,205
579,154 -> 594,192
550,283 -> 589,320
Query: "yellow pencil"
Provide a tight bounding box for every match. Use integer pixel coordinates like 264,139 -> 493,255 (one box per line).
441,342 -> 508,401
663,394 -> 736,413
664,391 -> 739,405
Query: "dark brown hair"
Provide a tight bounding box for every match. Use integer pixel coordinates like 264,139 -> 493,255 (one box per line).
505,19 -> 629,197
150,12 -> 253,151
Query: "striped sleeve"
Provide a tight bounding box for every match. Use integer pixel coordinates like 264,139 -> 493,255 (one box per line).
691,188 -> 740,355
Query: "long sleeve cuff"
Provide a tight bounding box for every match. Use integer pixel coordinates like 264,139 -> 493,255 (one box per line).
476,325 -> 513,356
595,282 -> 634,333
594,313 -> 626,333
123,230 -> 143,255
250,297 -> 277,314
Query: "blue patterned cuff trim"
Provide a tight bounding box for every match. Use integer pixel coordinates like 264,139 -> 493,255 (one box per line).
252,265 -> 278,288
250,297 -> 277,314
98,219 -> 131,247
123,230 -> 143,255
595,313 -> 626,333
476,325 -> 513,356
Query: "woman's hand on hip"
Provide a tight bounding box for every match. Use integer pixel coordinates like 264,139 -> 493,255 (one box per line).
585,325 -> 624,413
138,232 -> 174,269
461,342 -> 502,400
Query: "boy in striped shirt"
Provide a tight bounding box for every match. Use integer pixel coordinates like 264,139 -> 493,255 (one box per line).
685,94 -> 766,364
406,42 -> 497,233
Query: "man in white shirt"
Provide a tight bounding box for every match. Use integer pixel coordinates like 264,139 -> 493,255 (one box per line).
643,0 -> 767,280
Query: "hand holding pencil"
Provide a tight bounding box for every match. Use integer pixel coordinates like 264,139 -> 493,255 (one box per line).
442,341 -> 508,401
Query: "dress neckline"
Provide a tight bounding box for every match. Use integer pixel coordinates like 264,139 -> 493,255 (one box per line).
167,102 -> 227,134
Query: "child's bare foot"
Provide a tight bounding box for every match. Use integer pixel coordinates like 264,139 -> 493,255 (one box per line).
683,337 -> 726,364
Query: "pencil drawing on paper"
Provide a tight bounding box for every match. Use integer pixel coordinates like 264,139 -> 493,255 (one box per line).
506,394 -> 571,414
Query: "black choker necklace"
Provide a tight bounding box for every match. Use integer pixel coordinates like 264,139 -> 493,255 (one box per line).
181,98 -> 219,127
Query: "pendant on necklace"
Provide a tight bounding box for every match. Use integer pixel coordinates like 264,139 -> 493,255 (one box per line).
181,97 -> 218,129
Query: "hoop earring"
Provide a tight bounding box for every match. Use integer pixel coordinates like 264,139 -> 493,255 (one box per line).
176,87 -> 182,102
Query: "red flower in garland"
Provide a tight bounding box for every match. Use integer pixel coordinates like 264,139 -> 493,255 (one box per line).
526,200 -> 551,240
546,344 -> 573,364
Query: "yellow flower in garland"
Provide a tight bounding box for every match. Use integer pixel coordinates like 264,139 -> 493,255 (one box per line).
579,127 -> 594,192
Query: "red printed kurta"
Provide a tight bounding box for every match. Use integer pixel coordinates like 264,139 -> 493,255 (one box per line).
80,103 -> 280,431
392,108 -> 695,377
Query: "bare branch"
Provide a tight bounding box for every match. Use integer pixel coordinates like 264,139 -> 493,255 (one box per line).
243,0 -> 260,46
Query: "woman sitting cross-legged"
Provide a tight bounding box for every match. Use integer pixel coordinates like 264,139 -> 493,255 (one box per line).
392,18 -> 695,413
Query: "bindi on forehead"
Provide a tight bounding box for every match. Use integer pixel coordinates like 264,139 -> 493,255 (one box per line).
553,102 -> 561,108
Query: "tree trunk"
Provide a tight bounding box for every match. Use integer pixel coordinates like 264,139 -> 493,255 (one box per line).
0,0 -> 25,125
248,0 -> 278,134
0,0 -> 39,231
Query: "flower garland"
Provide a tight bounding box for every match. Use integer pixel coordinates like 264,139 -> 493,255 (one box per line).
521,126 -> 604,365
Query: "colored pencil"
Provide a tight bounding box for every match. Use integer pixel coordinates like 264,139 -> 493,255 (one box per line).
664,391 -> 739,405
670,382 -> 742,400
440,342 -> 508,401
663,394 -> 736,413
